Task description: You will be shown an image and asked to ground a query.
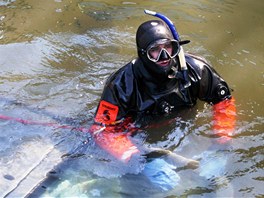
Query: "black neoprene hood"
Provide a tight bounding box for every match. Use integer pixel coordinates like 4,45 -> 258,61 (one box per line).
135,20 -> 178,79
136,20 -> 175,51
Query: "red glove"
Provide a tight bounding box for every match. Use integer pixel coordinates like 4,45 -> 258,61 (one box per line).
213,97 -> 236,143
89,118 -> 139,163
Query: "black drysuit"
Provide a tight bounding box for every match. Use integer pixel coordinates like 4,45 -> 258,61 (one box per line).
94,53 -> 231,125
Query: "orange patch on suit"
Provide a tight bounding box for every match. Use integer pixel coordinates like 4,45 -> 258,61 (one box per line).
95,100 -> 119,124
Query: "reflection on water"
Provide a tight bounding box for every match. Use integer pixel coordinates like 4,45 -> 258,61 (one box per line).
0,0 -> 264,197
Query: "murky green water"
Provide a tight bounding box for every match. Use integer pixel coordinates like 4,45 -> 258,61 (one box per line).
0,0 -> 263,197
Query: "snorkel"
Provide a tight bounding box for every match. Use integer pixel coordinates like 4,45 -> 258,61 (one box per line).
144,10 -> 191,88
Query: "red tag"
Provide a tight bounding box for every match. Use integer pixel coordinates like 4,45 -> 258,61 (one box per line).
95,100 -> 119,124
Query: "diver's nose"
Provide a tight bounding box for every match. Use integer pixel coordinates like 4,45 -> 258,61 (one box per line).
158,49 -> 169,61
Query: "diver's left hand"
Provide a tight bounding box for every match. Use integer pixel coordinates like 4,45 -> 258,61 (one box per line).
144,147 -> 199,170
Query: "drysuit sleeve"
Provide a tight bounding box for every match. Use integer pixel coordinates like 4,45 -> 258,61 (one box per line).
195,63 -> 231,104
186,54 -> 231,104
198,63 -> 236,143
94,63 -> 135,124
90,97 -> 139,162
89,63 -> 139,162
190,55 -> 236,143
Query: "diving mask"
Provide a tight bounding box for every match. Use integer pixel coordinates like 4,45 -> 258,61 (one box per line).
146,39 -> 180,63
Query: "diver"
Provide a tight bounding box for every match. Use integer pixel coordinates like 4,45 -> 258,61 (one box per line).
88,10 -> 236,191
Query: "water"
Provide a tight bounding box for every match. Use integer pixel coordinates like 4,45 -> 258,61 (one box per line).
0,0 -> 263,197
